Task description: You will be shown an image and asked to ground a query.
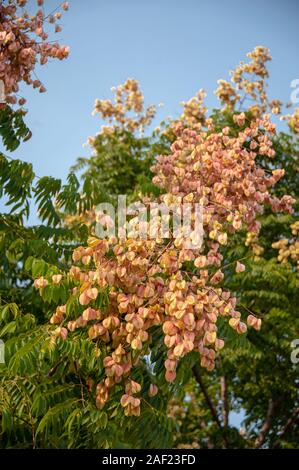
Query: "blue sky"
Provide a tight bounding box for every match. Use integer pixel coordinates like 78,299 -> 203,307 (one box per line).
3,0 -> 299,182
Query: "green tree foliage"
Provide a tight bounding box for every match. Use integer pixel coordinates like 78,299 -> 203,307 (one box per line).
72,128 -> 169,203
0,106 -> 31,152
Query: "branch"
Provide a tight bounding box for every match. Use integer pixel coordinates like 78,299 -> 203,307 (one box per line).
192,363 -> 229,447
220,375 -> 229,427
192,364 -> 221,427
219,356 -> 229,428
255,398 -> 279,448
273,407 -> 299,448
47,356 -> 66,377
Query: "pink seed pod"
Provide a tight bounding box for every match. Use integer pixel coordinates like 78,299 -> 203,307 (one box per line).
148,384 -> 158,397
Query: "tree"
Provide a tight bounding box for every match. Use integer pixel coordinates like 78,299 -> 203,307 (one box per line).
0,33 -> 298,449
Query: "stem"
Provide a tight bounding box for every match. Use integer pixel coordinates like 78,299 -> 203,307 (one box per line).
47,356 -> 66,377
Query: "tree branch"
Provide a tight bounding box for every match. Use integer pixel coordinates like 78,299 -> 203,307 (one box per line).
273,407 -> 299,448
47,356 -> 66,377
192,364 -> 221,427
192,363 -> 229,447
255,398 -> 279,448
220,375 -> 229,427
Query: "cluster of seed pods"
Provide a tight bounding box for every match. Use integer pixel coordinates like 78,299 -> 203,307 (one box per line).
0,0 -> 69,105
34,112 -> 294,415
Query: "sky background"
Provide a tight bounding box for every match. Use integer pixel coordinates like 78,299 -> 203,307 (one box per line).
2,0 -> 299,181
2,0 -> 298,429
